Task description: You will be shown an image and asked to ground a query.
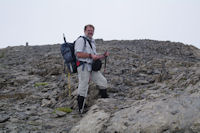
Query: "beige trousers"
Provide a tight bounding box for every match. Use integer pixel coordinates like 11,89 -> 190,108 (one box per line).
77,65 -> 107,97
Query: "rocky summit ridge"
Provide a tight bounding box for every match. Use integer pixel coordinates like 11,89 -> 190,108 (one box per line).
0,39 -> 200,133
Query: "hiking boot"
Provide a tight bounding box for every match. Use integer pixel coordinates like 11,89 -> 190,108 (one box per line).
77,95 -> 85,113
99,89 -> 109,98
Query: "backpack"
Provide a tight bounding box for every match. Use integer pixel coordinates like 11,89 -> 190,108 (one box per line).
60,35 -> 88,73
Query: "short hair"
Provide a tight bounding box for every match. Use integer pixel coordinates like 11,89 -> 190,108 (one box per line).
84,24 -> 95,31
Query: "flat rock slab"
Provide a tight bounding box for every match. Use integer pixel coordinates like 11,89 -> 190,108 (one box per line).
52,110 -> 66,118
0,115 -> 10,123
70,104 -> 110,133
106,94 -> 200,133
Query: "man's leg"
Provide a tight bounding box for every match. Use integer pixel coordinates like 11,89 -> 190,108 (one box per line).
77,65 -> 90,112
91,71 -> 109,98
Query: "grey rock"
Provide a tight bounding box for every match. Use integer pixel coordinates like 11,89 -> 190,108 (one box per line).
70,104 -> 110,133
0,115 -> 10,123
15,112 -> 29,120
136,80 -> 149,85
41,99 -> 51,107
52,110 -> 66,118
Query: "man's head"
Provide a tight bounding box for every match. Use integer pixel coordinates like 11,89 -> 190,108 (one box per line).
84,24 -> 95,39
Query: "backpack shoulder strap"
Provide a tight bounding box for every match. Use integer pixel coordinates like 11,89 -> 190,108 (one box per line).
74,36 -> 87,52
80,36 -> 93,50
79,36 -> 86,45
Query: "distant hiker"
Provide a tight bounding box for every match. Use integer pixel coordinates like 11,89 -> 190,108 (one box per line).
26,42 -> 29,46
75,24 -> 109,113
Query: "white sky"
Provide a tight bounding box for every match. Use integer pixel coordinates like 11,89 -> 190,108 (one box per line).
0,0 -> 200,48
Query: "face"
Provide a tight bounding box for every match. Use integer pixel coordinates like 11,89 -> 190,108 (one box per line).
84,26 -> 94,39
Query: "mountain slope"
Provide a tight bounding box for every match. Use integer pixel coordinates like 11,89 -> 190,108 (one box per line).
0,39 -> 200,132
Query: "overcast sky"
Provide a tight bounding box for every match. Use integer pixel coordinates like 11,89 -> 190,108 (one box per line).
0,0 -> 200,48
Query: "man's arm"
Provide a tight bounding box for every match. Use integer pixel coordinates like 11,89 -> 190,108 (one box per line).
76,52 -> 100,60
76,52 -> 91,58
75,38 -> 109,60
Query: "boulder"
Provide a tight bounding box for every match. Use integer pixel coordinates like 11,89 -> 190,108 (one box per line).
106,94 -> 200,133
70,104 -> 110,133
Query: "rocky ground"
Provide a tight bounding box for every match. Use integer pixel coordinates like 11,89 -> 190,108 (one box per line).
0,39 -> 200,133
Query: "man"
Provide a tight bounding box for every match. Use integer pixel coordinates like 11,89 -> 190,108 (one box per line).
75,24 -> 109,113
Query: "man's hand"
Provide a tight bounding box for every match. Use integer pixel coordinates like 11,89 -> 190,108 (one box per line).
104,51 -> 109,57
91,54 -> 99,60
91,51 -> 109,60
